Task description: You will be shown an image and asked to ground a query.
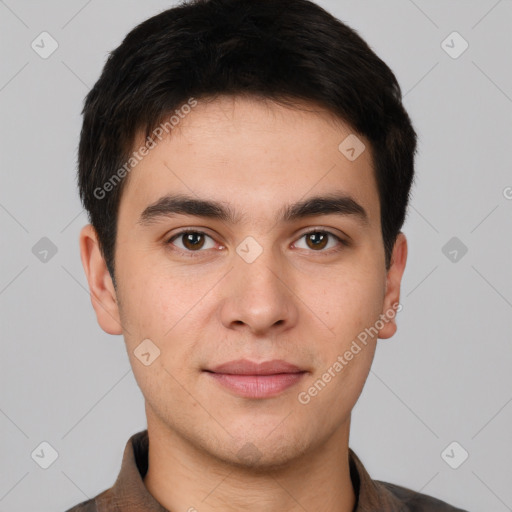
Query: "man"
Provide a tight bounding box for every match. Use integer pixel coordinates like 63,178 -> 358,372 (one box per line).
68,0 -> 468,510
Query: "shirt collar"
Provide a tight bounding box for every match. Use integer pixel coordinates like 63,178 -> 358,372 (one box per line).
95,429 -> 405,512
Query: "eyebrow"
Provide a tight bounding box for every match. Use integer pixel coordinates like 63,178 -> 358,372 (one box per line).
137,192 -> 369,227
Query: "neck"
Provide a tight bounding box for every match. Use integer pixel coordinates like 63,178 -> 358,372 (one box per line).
143,409 -> 356,512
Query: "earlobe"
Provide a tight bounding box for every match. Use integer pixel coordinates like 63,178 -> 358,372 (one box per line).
79,224 -> 124,335
378,232 -> 408,340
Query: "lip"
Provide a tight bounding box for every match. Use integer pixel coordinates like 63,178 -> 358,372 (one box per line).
204,359 -> 307,399
207,359 -> 304,375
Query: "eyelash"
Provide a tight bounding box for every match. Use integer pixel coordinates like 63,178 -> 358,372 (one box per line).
166,229 -> 349,258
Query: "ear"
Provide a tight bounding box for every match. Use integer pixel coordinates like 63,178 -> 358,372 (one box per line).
378,232 -> 408,339
79,224 -> 123,335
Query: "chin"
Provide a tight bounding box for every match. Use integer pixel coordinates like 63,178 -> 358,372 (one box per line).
218,431 -> 311,472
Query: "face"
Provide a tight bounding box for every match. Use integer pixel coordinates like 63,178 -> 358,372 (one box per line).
80,95 -> 407,469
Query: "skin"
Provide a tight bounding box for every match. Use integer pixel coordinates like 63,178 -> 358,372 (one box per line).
79,95 -> 407,512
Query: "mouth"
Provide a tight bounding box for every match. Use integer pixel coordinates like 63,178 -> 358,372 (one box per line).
203,359 -> 308,399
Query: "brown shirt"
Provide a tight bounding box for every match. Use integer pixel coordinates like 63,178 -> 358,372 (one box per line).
65,430 -> 468,512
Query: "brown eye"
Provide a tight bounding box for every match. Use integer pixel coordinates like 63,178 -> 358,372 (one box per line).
305,232 -> 329,250
181,232 -> 205,250
168,231 -> 216,253
294,230 -> 346,253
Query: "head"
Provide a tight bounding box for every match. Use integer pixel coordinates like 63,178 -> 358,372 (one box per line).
79,0 -> 416,469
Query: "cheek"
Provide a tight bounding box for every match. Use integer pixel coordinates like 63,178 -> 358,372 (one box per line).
118,270 -> 192,340
118,272 -> 205,378
313,268 -> 384,339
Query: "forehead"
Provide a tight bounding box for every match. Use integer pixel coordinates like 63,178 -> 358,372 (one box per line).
120,96 -> 380,228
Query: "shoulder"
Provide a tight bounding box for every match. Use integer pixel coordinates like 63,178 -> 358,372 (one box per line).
377,480 -> 469,511
63,497 -> 97,512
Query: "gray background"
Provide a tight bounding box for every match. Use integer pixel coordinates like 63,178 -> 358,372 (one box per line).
1,1 -> 511,511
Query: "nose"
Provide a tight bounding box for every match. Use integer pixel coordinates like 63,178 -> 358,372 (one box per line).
219,245 -> 299,337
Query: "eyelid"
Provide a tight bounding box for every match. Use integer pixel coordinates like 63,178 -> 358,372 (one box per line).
295,225 -> 350,243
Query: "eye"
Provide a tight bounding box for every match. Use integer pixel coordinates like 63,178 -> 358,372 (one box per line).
166,228 -> 348,257
167,230 -> 218,255
293,229 -> 347,253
